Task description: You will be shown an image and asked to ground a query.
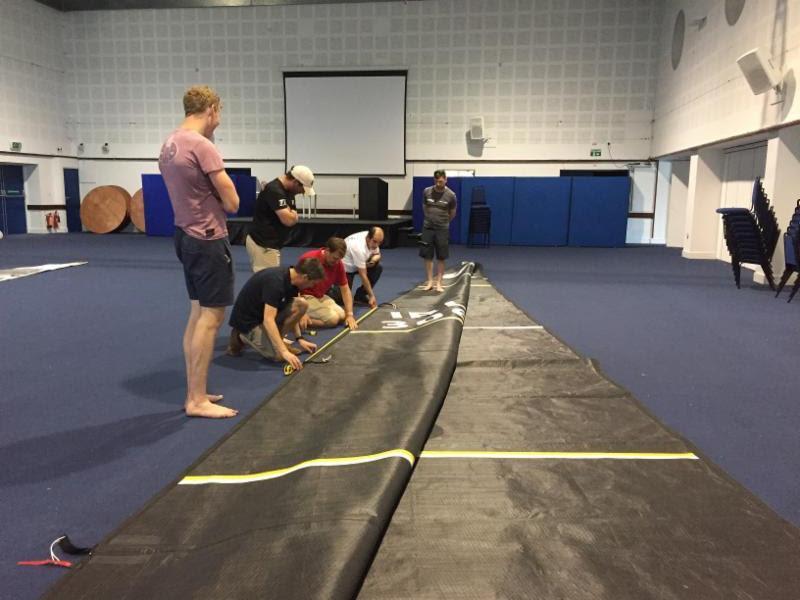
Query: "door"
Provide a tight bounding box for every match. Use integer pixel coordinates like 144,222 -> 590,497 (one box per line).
64,168 -> 81,232
0,165 -> 27,235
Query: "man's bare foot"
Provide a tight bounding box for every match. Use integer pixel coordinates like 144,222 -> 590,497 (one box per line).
185,400 -> 238,418
207,394 -> 224,403
434,282 -> 444,293
422,281 -> 434,291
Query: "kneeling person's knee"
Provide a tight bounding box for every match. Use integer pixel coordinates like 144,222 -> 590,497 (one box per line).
324,304 -> 345,327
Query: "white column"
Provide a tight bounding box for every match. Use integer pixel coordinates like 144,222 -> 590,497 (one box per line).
651,160 -> 671,245
666,159 -> 690,248
683,148 -> 724,259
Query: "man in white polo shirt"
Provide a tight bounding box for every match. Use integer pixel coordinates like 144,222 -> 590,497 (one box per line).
337,227 -> 384,308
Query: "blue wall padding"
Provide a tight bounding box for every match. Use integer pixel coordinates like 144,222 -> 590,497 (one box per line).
511,177 -> 572,246
232,175 -> 257,218
460,177 -> 515,245
568,176 -> 630,247
411,176 -> 426,232
141,174 -> 174,237
142,173 -> 254,236
412,176 -> 462,244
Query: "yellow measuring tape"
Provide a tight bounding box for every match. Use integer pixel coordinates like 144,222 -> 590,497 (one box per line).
283,307 -> 377,376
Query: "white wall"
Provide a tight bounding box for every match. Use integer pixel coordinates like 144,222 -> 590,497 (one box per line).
683,148 -> 724,259
73,158 -> 639,219
6,0 -> 668,242
652,0 -> 800,158
61,0 -> 661,162
651,160 -> 671,244
0,0 -> 69,156
1,155 -> 78,234
0,0 -> 74,234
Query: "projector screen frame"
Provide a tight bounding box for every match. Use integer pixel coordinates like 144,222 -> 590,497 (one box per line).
283,69 -> 408,177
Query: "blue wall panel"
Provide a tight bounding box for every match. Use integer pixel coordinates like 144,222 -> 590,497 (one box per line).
141,174 -> 174,237
511,177 -> 571,246
412,176 -> 462,244
568,176 -> 630,247
412,177 -> 426,232
1,197 -> 27,234
143,173 -> 259,236
460,177 -> 515,245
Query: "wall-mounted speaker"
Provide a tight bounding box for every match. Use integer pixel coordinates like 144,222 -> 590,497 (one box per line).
737,48 -> 782,95
469,116 -> 484,141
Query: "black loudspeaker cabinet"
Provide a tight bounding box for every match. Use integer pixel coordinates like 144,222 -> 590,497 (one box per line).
358,177 -> 388,221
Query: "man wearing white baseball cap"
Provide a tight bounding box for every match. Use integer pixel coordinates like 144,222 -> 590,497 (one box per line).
245,165 -> 315,272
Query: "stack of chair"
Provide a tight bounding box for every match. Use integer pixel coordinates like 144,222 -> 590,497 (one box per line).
775,199 -> 800,302
467,186 -> 491,247
716,177 -> 780,290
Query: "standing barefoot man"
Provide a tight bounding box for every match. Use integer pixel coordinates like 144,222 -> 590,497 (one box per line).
159,85 -> 240,418
420,169 -> 457,292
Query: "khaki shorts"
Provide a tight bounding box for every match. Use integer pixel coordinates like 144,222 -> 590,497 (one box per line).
245,235 -> 280,273
303,294 -> 345,327
239,325 -> 276,360
239,303 -> 295,360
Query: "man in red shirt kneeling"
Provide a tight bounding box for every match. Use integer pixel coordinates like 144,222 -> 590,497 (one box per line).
298,237 -> 359,330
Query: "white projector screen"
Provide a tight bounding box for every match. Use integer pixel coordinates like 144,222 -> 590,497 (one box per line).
284,71 -> 407,176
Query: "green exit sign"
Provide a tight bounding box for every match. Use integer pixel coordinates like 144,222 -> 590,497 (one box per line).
10,141 -> 22,151
590,148 -> 601,157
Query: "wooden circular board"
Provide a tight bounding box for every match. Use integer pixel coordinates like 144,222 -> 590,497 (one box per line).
108,185 -> 132,214
80,186 -> 130,234
130,188 -> 146,233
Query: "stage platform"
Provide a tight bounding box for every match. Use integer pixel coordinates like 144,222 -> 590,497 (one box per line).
227,216 -> 413,249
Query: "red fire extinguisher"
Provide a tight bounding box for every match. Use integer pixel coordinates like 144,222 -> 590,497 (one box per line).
45,211 -> 61,231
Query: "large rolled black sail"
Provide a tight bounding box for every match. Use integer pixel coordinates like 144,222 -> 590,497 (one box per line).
44,263 -> 476,600
359,272 -> 800,600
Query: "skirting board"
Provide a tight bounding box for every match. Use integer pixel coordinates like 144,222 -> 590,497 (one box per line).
681,250 -> 717,259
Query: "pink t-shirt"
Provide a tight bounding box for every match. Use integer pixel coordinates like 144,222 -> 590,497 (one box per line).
158,128 -> 227,240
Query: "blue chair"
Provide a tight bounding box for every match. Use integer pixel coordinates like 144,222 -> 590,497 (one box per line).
467,186 -> 490,247
471,185 -> 486,206
716,178 -> 780,290
776,199 -> 800,302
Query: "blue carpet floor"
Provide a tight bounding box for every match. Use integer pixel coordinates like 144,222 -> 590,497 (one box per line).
1,233 -> 797,600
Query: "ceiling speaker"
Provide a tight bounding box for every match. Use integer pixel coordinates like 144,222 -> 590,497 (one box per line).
737,48 -> 782,94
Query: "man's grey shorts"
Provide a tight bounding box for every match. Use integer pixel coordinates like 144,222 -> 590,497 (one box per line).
419,226 -> 450,260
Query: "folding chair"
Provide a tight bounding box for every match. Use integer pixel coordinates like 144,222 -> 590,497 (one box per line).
716,178 -> 780,290
775,199 -> 800,302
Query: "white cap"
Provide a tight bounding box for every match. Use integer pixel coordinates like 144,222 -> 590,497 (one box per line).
289,165 -> 315,196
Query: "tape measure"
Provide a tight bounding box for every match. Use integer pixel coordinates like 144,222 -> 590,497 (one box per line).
283,354 -> 332,377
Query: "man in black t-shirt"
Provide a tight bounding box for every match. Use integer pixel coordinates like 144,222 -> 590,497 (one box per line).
226,257 -> 325,371
246,165 -> 316,272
